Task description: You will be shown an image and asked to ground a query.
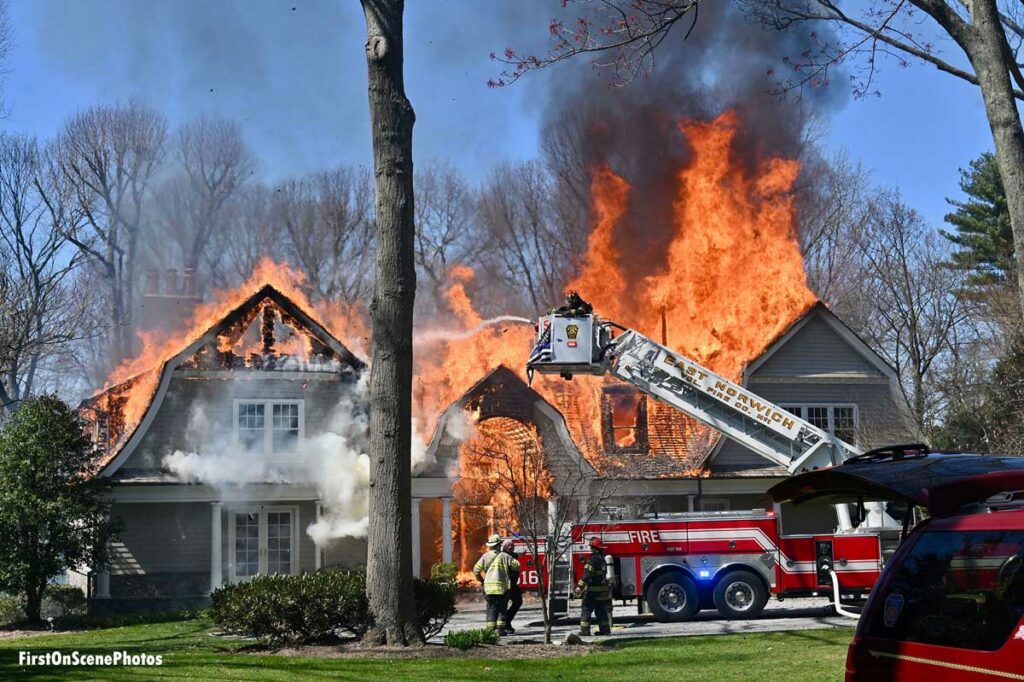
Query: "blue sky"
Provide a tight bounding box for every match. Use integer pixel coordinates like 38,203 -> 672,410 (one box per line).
1,0 -> 995,228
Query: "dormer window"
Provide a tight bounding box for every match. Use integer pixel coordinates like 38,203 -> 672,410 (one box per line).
235,400 -> 304,454
601,385 -> 649,454
781,404 -> 858,444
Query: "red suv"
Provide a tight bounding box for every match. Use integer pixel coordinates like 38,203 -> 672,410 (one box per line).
847,504 -> 1024,680
769,447 -> 1024,681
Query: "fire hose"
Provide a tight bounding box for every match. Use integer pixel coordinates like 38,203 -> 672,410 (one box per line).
829,570 -> 862,619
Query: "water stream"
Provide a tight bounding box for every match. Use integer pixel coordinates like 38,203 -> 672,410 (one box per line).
414,315 -> 533,345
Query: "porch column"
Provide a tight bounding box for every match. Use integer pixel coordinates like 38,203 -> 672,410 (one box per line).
95,510 -> 111,599
210,502 -> 223,593
548,496 -> 559,535
411,497 -> 421,578
94,571 -> 110,600
314,501 -> 323,570
441,497 -> 453,564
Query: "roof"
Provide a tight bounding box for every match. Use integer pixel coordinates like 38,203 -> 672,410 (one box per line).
83,284 -> 365,476
432,302 -> 907,482
422,365 -> 597,479
428,364 -> 707,480
768,451 -> 1024,517
703,302 -> 913,474
743,301 -> 899,384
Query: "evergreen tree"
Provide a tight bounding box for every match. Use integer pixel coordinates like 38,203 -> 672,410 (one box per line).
933,334 -> 1024,453
942,152 -> 1014,286
0,396 -> 116,625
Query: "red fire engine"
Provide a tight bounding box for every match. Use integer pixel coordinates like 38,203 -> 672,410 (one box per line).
519,302 -> 896,621
512,508 -> 883,622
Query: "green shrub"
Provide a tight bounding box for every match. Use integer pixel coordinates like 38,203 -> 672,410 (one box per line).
430,562 -> 457,584
444,627 -> 499,650
0,593 -> 22,626
211,571 -> 369,644
41,584 -> 87,619
210,570 -> 455,644
414,574 -> 457,638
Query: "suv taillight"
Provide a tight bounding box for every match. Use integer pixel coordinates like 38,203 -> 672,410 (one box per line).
845,636 -> 861,682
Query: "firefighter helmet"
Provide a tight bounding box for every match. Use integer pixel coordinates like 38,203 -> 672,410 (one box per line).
486,534 -> 502,549
501,539 -> 516,553
589,536 -> 606,550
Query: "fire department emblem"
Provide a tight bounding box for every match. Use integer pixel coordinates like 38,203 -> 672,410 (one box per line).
566,324 -> 579,340
883,593 -> 904,627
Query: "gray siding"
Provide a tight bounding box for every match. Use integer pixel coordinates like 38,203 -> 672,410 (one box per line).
711,311 -> 916,475
753,315 -> 881,378
109,499 -> 327,599
108,502 -> 210,598
118,371 -> 348,474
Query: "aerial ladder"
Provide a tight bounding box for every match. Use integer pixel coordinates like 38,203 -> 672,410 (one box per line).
526,302 -> 896,532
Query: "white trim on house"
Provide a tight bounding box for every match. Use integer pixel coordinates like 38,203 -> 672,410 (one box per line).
778,403 -> 859,445
108,480 -> 461,502
226,504 -> 300,582
108,484 -> 321,503
232,398 -> 306,456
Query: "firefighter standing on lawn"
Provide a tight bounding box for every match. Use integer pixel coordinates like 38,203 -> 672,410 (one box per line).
473,534 -> 520,634
502,539 -> 524,634
575,536 -> 613,636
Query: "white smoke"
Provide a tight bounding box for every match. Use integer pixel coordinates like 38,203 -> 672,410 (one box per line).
162,371 -> 475,546
164,375 -> 372,544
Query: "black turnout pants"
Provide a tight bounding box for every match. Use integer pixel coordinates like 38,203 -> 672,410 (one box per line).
485,593 -> 508,629
506,586 -> 523,625
580,594 -> 612,634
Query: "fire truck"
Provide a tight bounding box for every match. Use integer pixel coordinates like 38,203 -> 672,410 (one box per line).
515,302 -> 895,621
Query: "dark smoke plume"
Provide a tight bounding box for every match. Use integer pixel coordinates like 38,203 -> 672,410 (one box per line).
540,1 -> 846,290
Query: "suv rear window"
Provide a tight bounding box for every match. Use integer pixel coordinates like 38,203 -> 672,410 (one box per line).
866,530 -> 1024,651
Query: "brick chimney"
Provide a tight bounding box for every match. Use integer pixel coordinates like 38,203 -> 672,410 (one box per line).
136,265 -> 203,338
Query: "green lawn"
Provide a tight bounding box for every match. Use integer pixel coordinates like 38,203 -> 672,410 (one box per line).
0,619 -> 851,681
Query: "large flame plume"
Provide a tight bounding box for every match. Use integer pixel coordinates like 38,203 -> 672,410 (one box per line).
415,111 -> 816,472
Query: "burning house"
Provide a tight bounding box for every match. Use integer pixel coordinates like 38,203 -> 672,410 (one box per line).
77,263 -> 383,610
74,111 -> 915,608
421,301 -> 915,579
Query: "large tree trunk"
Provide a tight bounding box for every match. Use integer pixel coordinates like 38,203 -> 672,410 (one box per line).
359,0 -> 422,646
24,579 -> 43,627
966,0 -> 1024,316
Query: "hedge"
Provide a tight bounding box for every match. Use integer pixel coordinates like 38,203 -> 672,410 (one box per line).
210,569 -> 456,644
0,585 -> 88,627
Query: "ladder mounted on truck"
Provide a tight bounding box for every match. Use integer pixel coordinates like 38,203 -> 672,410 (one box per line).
526,309 -> 859,474
526,300 -> 895,531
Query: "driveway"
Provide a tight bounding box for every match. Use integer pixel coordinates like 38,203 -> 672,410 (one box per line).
434,596 -> 856,642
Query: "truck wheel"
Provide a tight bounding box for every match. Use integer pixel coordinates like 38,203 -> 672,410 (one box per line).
713,570 -> 768,620
646,572 -> 699,622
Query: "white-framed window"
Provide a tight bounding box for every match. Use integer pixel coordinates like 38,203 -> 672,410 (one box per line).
781,404 -> 858,444
234,399 -> 304,454
227,505 -> 300,581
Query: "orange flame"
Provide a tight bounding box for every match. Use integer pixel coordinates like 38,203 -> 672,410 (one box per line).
415,110 -> 816,474
92,258 -> 366,451
91,111 -> 816,490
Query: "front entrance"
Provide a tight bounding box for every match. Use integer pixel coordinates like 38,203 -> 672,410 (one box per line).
228,506 -> 299,581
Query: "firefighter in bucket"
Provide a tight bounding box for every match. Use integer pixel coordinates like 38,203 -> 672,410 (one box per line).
575,536 -> 614,636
